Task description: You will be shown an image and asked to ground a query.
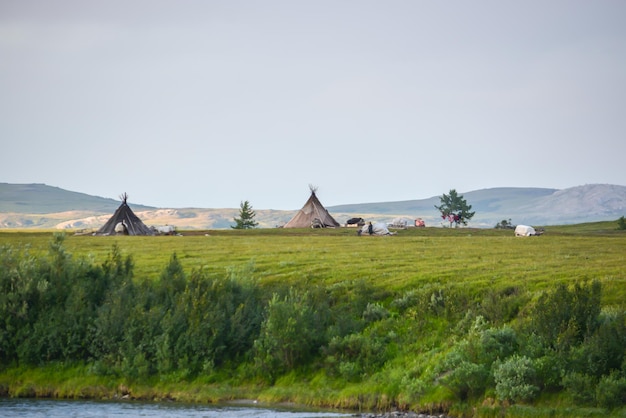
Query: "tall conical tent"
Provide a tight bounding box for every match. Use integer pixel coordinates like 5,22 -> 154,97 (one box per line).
96,193 -> 154,235
284,186 -> 340,228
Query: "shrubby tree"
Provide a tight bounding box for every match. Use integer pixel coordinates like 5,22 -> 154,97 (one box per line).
494,354 -> 539,403
232,200 -> 258,229
530,280 -> 601,351
325,326 -> 396,382
155,253 -> 186,309
0,243 -> 43,364
253,288 -> 321,381
595,372 -> 626,409
438,317 -> 519,400
435,189 -> 475,227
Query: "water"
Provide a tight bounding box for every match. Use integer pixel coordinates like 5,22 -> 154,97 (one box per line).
0,399 -> 353,418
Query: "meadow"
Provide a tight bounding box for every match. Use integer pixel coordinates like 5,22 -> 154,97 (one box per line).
0,223 -> 625,417
3,225 -> 624,304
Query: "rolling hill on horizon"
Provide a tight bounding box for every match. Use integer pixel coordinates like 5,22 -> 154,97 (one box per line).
329,185 -> 626,227
1,182 -> 625,229
0,183 -> 155,214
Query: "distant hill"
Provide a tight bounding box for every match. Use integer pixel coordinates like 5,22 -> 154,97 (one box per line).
1,183 -> 625,229
330,187 -> 557,217
329,184 -> 626,227
0,183 -> 155,214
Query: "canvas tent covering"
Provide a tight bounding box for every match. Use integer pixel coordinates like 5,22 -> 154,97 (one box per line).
388,217 -> 413,228
514,225 -> 536,237
283,187 -> 340,228
96,193 -> 154,236
360,222 -> 394,236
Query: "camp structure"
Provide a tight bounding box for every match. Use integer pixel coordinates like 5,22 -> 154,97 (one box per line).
359,222 -> 395,236
283,186 -> 340,228
514,225 -> 536,237
95,193 -> 154,236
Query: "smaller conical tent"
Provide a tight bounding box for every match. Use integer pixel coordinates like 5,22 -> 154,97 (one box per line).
284,186 -> 340,228
96,193 -> 154,236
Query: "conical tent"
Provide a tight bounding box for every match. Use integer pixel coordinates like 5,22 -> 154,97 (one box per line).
96,193 -> 154,235
284,187 -> 340,228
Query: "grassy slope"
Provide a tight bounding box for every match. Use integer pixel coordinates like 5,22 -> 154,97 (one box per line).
0,222 -> 625,416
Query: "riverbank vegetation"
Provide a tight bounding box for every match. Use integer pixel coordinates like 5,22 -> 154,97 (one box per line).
0,224 -> 625,417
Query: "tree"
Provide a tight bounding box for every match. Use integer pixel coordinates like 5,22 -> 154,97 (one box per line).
232,200 -> 258,229
435,189 -> 475,227
494,355 -> 539,403
495,219 -> 514,229
253,289 -> 319,380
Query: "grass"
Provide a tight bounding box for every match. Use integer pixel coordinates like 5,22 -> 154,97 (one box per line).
2,224 -> 624,306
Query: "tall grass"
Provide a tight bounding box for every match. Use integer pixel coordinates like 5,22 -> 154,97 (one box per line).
2,226 -> 623,304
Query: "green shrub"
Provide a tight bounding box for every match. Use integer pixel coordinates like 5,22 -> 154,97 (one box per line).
362,302 -> 390,322
253,288 -> 322,381
575,309 -> 626,377
436,319 -> 521,401
562,372 -> 597,405
440,359 -> 490,400
532,353 -> 565,391
530,281 -> 601,352
480,286 -> 526,325
494,355 -> 539,403
323,324 -> 395,382
595,372 -> 626,409
338,361 -> 361,382
477,325 -> 519,365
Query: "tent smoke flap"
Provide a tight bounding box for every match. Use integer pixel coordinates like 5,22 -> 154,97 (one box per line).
96,193 -> 154,236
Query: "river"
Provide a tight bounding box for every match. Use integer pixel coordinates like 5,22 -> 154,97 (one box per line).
0,399 -> 354,418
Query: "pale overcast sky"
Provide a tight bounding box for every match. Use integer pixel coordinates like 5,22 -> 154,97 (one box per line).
1,1 -> 624,209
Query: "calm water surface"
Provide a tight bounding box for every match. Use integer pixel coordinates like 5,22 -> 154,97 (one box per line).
0,399 -> 353,418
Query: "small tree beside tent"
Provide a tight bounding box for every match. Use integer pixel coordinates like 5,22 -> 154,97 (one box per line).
232,200 -> 259,229
95,193 -> 154,236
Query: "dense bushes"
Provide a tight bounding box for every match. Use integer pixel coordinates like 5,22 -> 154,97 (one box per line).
1,235 -> 625,412
434,281 -> 626,408
254,288 -> 322,380
1,234 -> 127,366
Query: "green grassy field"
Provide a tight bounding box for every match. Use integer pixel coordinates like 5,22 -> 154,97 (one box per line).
1,222 -> 625,417
2,224 -> 624,305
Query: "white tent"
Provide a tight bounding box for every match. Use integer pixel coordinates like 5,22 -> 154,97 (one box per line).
359,222 -> 395,236
514,225 -> 536,236
388,217 -> 413,228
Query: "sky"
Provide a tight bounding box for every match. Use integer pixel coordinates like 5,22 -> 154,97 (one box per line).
1,1 -> 625,210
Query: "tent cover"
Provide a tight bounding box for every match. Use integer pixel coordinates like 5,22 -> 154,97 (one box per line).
284,188 -> 340,228
360,222 -> 393,236
514,225 -> 536,237
96,193 -> 154,236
